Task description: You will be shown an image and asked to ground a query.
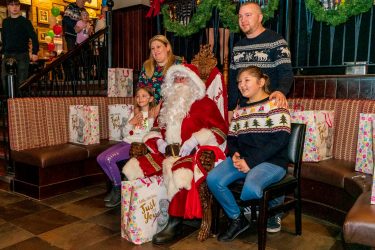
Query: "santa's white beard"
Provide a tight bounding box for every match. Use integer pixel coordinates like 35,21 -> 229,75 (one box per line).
159,83 -> 196,144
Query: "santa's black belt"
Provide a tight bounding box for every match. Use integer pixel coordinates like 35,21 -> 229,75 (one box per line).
165,144 -> 180,157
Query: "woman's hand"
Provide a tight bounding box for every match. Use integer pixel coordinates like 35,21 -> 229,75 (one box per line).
232,152 -> 250,173
149,103 -> 161,119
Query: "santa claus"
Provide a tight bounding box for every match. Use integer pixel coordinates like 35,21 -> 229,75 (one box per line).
123,63 -> 228,244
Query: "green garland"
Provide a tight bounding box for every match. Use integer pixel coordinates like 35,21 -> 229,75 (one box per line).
161,0 -> 279,37
305,0 -> 373,26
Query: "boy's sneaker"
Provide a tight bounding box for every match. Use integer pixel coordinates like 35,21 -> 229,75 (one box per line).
266,215 -> 281,233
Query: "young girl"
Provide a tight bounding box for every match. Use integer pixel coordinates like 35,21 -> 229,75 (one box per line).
97,87 -> 157,208
207,66 -> 291,241
74,10 -> 93,44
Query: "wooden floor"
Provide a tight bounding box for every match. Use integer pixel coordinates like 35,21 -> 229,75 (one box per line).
0,182 -> 356,250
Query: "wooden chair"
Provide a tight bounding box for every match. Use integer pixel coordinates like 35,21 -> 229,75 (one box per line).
213,123 -> 306,249
191,44 -> 229,241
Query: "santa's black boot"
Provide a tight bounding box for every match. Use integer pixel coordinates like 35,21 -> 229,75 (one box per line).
152,216 -> 183,244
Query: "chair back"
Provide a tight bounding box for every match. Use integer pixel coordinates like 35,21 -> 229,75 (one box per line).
288,123 -> 306,178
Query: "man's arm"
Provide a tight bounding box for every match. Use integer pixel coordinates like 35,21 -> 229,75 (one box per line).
275,39 -> 294,96
228,51 -> 240,112
26,19 -> 39,59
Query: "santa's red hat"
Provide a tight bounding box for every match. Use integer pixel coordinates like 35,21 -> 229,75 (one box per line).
163,64 -> 206,100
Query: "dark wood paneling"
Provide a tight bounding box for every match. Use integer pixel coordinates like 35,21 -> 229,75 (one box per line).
113,5 -> 156,72
288,75 -> 375,100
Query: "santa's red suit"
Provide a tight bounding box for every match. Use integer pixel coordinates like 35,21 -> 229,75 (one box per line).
123,64 -> 228,219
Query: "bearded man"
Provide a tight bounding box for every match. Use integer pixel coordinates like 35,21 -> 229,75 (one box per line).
123,63 -> 228,244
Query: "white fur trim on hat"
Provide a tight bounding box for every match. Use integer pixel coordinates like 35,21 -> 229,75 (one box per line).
193,128 -> 219,146
122,158 -> 145,181
164,64 -> 206,100
162,156 -> 180,200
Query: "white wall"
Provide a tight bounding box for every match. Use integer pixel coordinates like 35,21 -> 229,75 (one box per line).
113,0 -> 149,10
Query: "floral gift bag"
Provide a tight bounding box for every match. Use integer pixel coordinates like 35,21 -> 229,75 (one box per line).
371,170 -> 375,205
108,68 -> 133,97
121,175 -> 169,245
290,110 -> 334,162
108,104 -> 133,141
355,114 -> 375,175
69,105 -> 99,145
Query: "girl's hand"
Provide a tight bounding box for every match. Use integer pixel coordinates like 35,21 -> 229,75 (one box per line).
87,25 -> 94,35
232,152 -> 250,173
129,112 -> 143,126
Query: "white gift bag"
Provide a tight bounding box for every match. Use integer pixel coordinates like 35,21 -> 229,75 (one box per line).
108,104 -> 133,141
355,114 -> 375,175
121,175 -> 169,244
69,105 -> 99,145
108,68 -> 133,97
290,110 -> 334,162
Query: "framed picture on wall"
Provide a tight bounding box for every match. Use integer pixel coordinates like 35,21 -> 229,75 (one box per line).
20,0 -> 31,5
37,28 -> 50,43
0,6 -> 7,28
64,0 -> 99,9
38,8 -> 49,24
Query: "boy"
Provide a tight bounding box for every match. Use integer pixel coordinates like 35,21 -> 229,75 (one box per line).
1,0 -> 39,95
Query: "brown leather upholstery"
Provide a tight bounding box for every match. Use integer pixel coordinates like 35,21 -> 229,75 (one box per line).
343,191 -> 375,247
11,143 -> 88,168
302,159 -> 360,189
79,140 -> 119,158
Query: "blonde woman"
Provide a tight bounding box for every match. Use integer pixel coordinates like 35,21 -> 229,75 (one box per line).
137,35 -> 183,104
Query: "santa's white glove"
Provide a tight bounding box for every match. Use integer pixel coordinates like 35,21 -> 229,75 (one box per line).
157,139 -> 168,154
179,136 -> 198,157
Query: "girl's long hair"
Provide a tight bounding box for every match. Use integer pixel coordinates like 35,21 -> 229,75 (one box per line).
143,35 -> 176,78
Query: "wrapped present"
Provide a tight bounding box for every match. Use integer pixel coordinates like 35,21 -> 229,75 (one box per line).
121,175 -> 169,245
108,104 -> 133,141
108,68 -> 133,97
355,114 -> 375,174
290,110 -> 334,162
69,105 -> 99,145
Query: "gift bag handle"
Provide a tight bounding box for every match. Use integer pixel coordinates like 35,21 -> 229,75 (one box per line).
323,112 -> 333,127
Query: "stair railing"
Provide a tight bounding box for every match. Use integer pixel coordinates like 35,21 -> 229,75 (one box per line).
19,27 -> 109,97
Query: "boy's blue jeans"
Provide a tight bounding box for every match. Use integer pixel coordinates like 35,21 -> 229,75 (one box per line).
207,157 -> 286,219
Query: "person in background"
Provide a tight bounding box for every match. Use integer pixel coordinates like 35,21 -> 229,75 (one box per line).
63,0 -> 90,50
228,2 -> 293,121
1,0 -> 39,95
93,5 -> 107,61
75,9 -> 93,45
97,86 -> 157,208
94,5 -> 108,36
207,66 -> 291,241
